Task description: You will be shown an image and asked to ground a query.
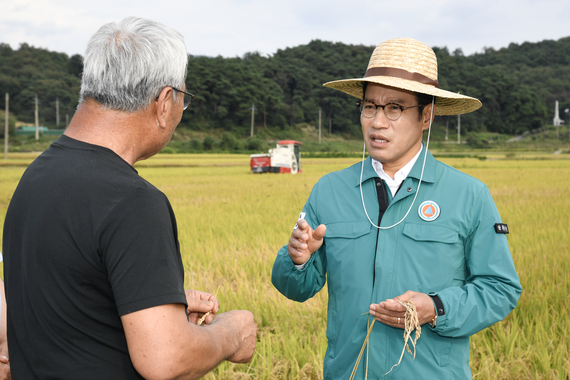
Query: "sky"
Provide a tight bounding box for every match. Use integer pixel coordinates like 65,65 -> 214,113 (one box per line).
1,0 -> 569,59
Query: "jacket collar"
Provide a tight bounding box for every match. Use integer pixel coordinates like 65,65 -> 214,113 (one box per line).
355,144 -> 436,186
356,155 -> 378,186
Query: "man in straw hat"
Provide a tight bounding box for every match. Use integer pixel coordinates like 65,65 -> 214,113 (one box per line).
3,17 -> 256,379
272,38 -> 521,379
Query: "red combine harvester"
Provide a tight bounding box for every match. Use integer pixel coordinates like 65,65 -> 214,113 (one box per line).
250,140 -> 302,174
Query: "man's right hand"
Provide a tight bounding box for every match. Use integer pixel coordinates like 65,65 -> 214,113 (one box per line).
288,219 -> 326,265
211,310 -> 257,363
0,355 -> 10,380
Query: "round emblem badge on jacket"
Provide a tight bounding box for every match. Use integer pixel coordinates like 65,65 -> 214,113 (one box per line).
418,200 -> 440,221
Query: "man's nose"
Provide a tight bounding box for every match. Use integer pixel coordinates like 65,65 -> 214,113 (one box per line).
370,108 -> 389,129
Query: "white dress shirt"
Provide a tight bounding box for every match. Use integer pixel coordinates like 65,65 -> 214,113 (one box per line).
371,146 -> 422,197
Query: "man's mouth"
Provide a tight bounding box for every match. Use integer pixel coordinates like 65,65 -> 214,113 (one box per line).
372,137 -> 388,143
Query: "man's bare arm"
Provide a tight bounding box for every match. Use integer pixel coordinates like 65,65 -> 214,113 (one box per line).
0,279 -> 10,380
122,303 -> 256,380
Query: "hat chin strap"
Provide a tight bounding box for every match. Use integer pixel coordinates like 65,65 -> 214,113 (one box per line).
359,96 -> 435,230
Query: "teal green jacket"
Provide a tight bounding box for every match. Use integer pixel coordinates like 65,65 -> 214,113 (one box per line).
271,148 -> 521,379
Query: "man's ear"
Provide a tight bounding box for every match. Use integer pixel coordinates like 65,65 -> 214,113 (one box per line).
422,104 -> 435,131
155,87 -> 174,129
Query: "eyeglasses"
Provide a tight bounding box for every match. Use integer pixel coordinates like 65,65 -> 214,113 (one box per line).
357,100 -> 421,121
171,87 -> 195,110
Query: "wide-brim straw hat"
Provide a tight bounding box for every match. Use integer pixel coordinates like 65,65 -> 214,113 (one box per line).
323,38 -> 481,116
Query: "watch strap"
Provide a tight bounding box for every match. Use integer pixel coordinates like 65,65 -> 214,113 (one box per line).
428,293 -> 445,316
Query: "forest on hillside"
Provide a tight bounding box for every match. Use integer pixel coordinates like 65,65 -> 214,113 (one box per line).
1,36 -> 570,138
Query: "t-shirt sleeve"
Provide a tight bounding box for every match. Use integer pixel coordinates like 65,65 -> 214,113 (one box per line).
97,186 -> 187,316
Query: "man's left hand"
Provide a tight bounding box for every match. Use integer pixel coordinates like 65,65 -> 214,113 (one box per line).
369,290 -> 436,329
185,289 -> 220,325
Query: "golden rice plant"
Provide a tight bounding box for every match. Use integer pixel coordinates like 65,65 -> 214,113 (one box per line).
1,153 -> 569,379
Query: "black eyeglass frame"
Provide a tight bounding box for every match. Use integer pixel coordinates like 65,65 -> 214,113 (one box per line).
155,87 -> 195,110
171,87 -> 195,110
356,100 -> 421,121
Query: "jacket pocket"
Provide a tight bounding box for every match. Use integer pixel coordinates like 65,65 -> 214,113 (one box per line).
400,223 -> 465,290
402,223 -> 460,244
323,220 -> 373,277
325,220 -> 371,239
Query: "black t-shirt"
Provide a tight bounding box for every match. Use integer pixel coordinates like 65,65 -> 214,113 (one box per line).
3,135 -> 187,379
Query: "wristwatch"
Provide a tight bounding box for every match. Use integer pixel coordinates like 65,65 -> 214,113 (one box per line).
428,293 -> 445,328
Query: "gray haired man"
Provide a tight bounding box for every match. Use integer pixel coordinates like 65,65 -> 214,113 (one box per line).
3,17 -> 256,379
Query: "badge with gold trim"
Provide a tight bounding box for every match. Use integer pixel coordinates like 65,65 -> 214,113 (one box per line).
418,201 -> 440,221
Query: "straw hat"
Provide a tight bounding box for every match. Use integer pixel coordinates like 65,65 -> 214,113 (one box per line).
323,38 -> 481,116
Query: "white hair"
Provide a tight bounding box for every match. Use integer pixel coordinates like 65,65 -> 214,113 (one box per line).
79,16 -> 187,112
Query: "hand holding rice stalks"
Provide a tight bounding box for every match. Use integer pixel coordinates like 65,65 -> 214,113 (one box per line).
349,299 -> 421,379
197,286 -> 221,326
385,300 -> 421,375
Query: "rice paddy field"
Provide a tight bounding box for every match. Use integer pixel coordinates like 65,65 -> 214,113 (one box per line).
0,152 -> 569,379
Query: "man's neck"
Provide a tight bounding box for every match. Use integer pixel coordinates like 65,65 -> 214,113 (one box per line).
372,146 -> 423,197
65,99 -> 154,166
376,145 -> 423,180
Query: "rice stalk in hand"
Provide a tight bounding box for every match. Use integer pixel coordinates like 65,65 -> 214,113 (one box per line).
197,311 -> 211,326
350,299 -> 422,379
385,300 -> 421,375
197,286 -> 221,326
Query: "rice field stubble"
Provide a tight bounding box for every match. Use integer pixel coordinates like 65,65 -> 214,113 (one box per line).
0,153 -> 568,379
